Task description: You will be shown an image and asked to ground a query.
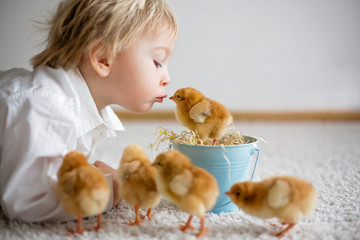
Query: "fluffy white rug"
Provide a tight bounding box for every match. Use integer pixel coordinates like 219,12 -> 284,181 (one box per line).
1,121 -> 359,240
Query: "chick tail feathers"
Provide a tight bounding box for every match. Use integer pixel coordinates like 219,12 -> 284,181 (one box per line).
279,205 -> 304,223
79,188 -> 110,216
179,195 -> 206,217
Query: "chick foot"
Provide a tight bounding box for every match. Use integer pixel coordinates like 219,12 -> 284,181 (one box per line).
273,223 -> 296,237
129,218 -> 144,226
129,203 -> 144,226
179,215 -> 195,232
66,229 -> 84,236
270,222 -> 287,227
196,215 -> 210,238
66,216 -> 85,236
93,214 -> 103,231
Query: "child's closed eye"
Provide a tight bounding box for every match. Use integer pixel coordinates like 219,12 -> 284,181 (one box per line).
154,60 -> 163,68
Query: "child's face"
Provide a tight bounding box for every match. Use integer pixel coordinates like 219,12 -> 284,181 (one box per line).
106,27 -> 176,113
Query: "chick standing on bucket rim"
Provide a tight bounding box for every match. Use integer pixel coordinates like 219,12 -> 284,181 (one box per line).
0,0 -> 178,223
170,87 -> 233,145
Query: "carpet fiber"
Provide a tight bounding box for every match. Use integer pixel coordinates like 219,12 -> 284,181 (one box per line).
1,121 -> 359,240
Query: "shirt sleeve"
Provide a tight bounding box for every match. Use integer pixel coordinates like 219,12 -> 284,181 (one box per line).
0,93 -> 78,222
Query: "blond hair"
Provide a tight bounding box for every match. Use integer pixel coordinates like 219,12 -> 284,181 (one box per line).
31,0 -> 178,70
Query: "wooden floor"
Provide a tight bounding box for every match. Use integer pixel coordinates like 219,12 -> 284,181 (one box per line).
115,110 -> 360,121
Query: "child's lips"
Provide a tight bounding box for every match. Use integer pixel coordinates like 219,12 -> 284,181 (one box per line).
156,95 -> 167,103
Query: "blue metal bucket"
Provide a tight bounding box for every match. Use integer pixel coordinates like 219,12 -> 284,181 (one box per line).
173,136 -> 260,214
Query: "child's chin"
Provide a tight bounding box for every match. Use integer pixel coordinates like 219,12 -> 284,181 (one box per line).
133,104 -> 153,114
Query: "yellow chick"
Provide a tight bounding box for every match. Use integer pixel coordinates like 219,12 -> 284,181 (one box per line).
152,150 -> 219,238
57,151 -> 110,235
225,175 -> 317,237
117,144 -> 161,226
170,87 -> 233,145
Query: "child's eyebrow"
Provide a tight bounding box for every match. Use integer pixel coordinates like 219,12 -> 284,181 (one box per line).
154,46 -> 172,57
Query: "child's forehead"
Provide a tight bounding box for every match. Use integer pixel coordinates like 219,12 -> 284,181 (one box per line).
139,25 -> 177,48
144,23 -> 177,41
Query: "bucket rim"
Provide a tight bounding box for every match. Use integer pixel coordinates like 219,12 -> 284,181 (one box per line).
172,135 -> 258,149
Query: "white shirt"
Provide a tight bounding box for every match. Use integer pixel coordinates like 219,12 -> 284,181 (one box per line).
0,66 -> 125,222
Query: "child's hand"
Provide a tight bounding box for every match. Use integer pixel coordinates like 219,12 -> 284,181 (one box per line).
94,161 -> 121,208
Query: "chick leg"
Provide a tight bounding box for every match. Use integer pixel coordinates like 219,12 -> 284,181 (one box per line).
94,214 -> 103,231
129,203 -> 144,226
212,139 -> 218,145
179,215 -> 195,233
146,208 -> 153,220
274,223 -> 296,237
196,215 -> 210,238
140,208 -> 153,220
66,215 -> 84,235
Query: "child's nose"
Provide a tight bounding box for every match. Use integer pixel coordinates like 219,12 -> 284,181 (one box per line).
161,72 -> 170,86
161,79 -> 170,86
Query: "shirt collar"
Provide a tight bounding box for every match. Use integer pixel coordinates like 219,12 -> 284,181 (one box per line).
68,69 -> 125,136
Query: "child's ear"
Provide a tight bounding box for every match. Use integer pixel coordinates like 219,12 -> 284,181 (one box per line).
89,48 -> 112,77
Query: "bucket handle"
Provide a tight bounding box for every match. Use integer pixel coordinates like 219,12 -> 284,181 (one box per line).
250,148 -> 260,180
212,148 -> 260,212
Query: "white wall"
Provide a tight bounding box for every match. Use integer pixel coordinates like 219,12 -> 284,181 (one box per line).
1,0 -> 359,112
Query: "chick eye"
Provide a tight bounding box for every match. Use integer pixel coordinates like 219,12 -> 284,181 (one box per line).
236,192 -> 241,197
157,162 -> 161,166
176,95 -> 181,99
154,60 -> 163,68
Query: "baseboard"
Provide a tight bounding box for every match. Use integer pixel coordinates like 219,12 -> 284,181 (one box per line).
115,110 -> 360,121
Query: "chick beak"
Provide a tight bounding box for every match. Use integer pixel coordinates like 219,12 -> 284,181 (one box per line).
224,191 -> 230,196
169,96 -> 175,101
151,162 -> 156,167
